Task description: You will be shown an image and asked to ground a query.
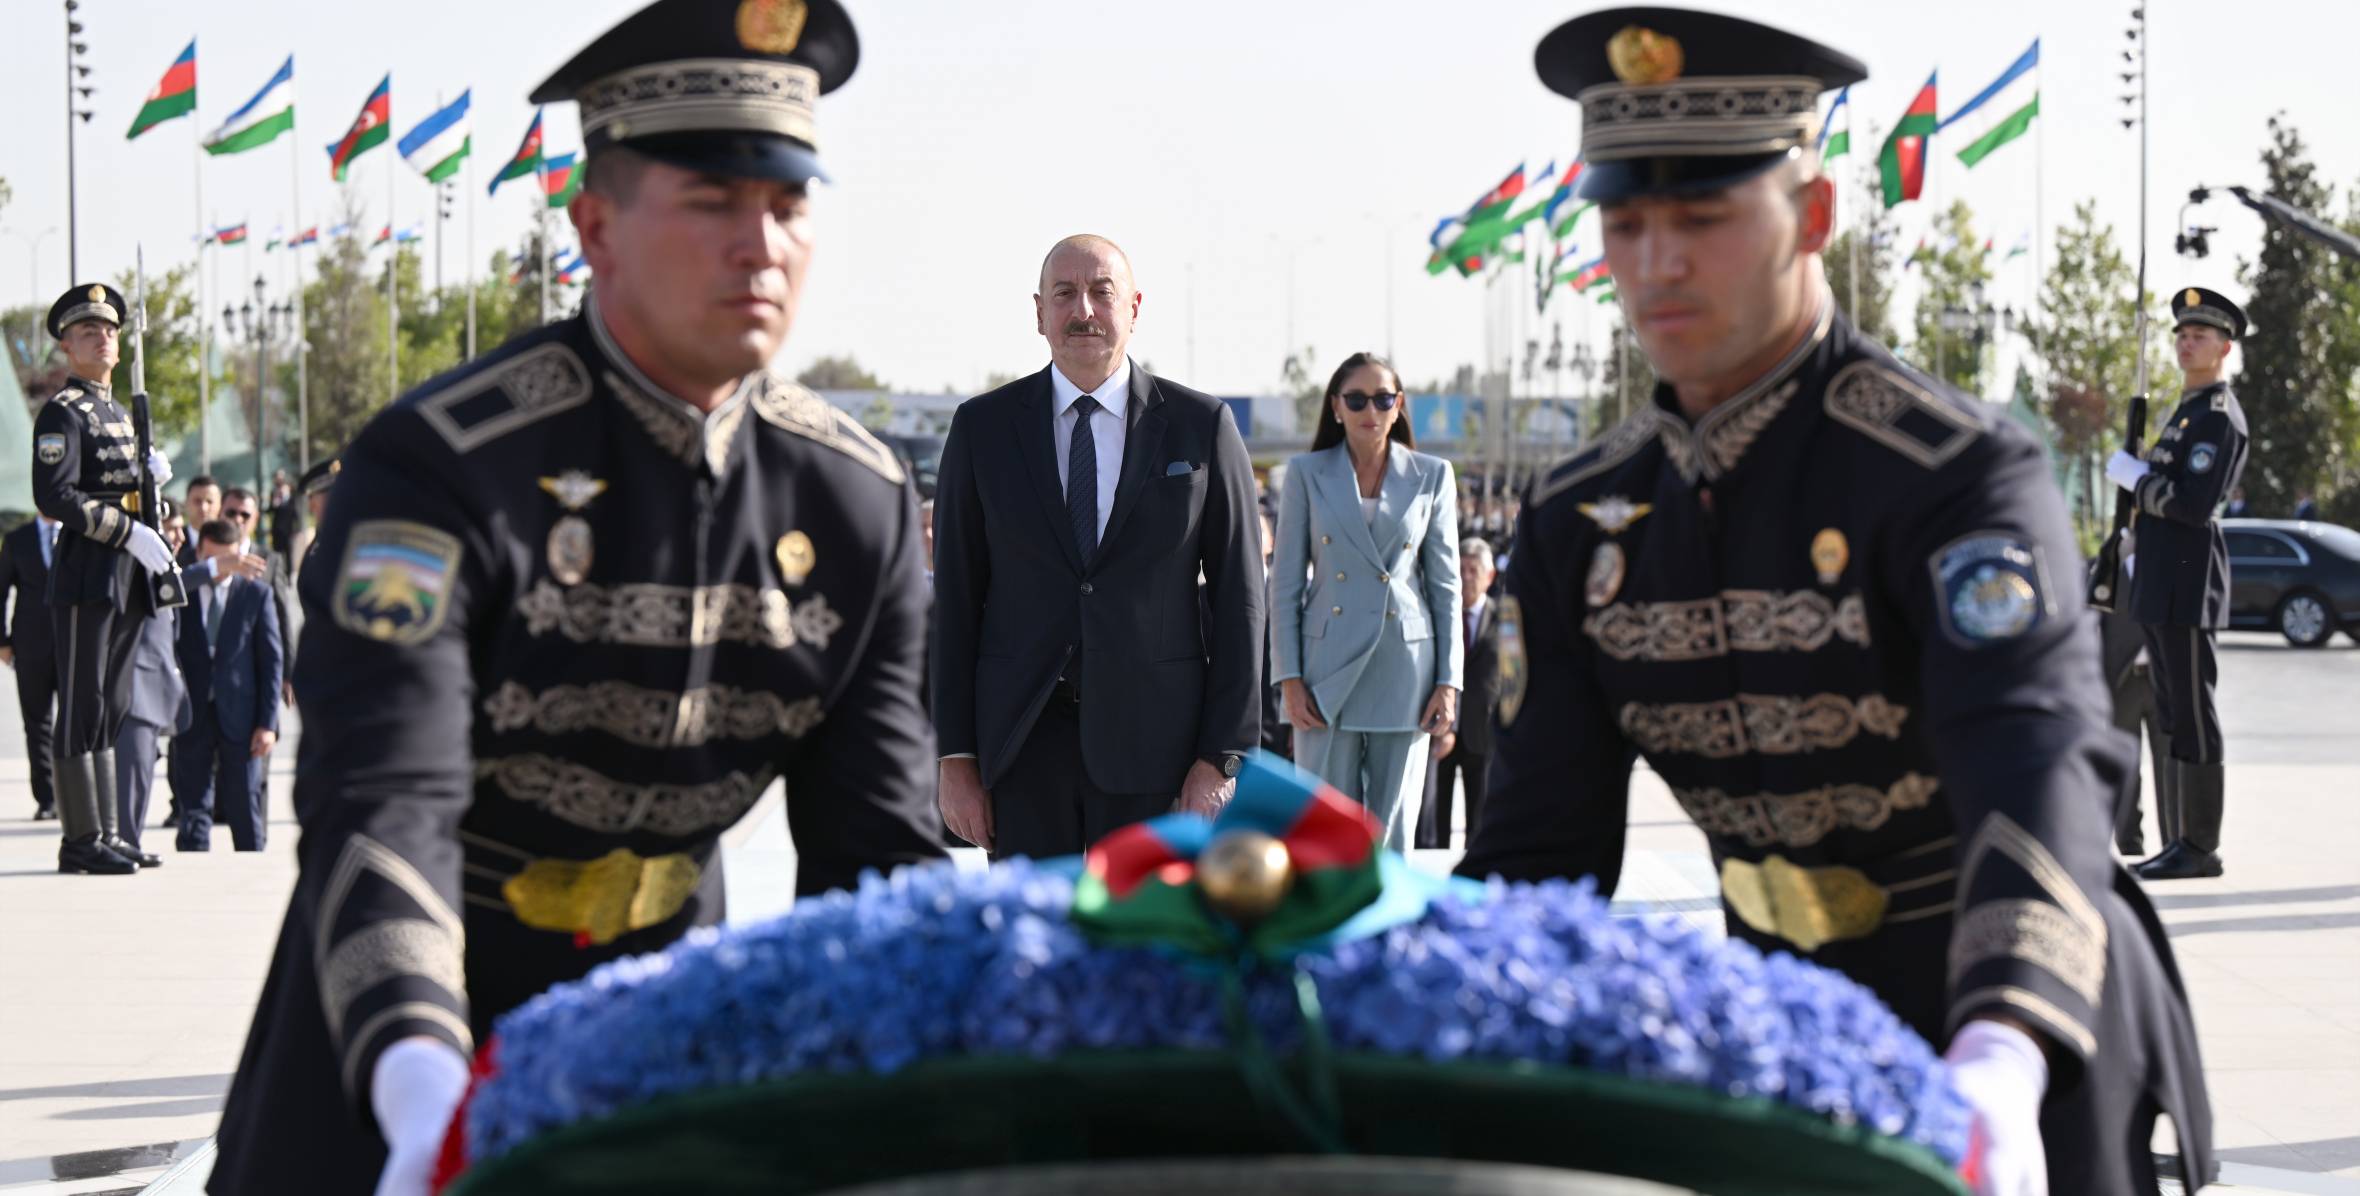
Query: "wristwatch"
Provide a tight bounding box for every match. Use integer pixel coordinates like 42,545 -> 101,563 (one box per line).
1201,752 -> 1244,779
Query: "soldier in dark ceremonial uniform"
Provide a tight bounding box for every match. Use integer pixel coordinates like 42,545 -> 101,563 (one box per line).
31,284 -> 182,875
1457,11 -> 2213,1194
209,3 -> 947,1192
2108,288 -> 2248,881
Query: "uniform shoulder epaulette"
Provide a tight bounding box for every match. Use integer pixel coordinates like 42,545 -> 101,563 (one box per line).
1531,408 -> 1660,507
751,375 -> 907,485
2211,390 -> 2230,413
1823,358 -> 1982,470
413,341 -> 595,454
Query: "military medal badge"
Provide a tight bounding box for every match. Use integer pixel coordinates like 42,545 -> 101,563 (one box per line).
538,471 -> 608,586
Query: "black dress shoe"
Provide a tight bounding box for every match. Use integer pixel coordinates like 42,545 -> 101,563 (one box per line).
33,806 -> 57,821
160,811 -> 180,829
2133,840 -> 2224,881
105,837 -> 163,868
60,838 -> 138,875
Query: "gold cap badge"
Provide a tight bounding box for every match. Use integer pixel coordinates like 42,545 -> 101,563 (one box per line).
1607,26 -> 1684,86
2183,288 -> 2200,307
736,0 -> 807,54
776,530 -> 816,586
86,285 -> 106,303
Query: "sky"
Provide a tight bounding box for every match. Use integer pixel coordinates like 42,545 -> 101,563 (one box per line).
1,0 -> 2352,399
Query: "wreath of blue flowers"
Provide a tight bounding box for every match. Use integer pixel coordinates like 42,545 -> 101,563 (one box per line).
465,860 -> 1970,1168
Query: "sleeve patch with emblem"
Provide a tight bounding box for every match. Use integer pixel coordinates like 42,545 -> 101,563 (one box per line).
1495,595 -> 1528,726
36,434 -> 66,465
333,520 -> 464,646
1929,532 -> 2052,649
2188,442 -> 2217,474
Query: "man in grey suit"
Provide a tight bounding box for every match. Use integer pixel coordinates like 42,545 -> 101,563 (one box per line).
932,234 -> 1264,858
113,603 -> 187,866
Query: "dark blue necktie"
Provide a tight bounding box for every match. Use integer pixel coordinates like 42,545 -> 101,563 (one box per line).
1068,394 -> 1100,560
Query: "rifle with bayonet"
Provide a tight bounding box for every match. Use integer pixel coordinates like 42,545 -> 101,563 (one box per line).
130,248 -> 188,611
2086,391 -> 2148,611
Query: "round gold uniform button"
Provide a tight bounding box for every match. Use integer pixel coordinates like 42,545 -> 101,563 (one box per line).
1335,571 -> 1346,581
1331,605 -> 1342,616
1321,535 -> 1332,545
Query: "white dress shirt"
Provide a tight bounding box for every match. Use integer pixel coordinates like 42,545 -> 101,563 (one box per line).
1049,358 -> 1132,546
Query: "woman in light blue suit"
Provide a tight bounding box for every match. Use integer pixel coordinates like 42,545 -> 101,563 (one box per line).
1271,352 -> 1461,846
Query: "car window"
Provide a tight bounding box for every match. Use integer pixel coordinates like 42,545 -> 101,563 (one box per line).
2227,532 -> 2298,560
2306,524 -> 2360,560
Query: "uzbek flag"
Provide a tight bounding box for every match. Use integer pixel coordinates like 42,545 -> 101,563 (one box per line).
1944,40 -> 2039,170
327,75 -> 391,182
398,90 -> 472,184
264,227 -> 284,252
1879,72 -> 1939,209
204,56 -> 293,156
214,223 -> 249,245
488,108 -> 544,197
542,152 -> 581,208
127,40 -> 197,141
1543,159 -> 1590,239
1817,85 -> 1852,161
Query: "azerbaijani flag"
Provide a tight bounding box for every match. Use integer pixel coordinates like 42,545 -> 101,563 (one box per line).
370,224 -> 392,247
327,75 -> 391,182
289,226 -> 319,247
1560,254 -> 1610,292
1817,85 -> 1852,161
1879,72 -> 1939,209
127,40 -> 197,141
1466,162 -> 1529,225
542,152 -> 581,208
488,108 -> 545,197
1944,40 -> 2039,170
204,56 -> 293,156
398,90 -> 471,184
215,223 -> 249,245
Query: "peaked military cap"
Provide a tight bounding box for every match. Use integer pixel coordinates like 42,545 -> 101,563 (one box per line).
2171,286 -> 2246,339
1537,7 -> 1866,204
530,0 -> 858,186
48,282 -> 126,340
300,456 -> 342,497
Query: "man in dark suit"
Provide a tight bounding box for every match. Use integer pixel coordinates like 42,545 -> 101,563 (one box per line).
177,476 -> 221,567
1418,538 -> 1502,849
171,518 -> 282,852
0,517 -> 62,819
1257,499 -> 1292,760
114,602 -> 187,864
933,234 -> 1264,858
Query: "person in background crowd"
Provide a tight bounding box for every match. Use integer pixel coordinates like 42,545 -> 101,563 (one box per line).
931,234 -> 1263,859
1258,498 -> 1292,761
179,476 -> 221,567
114,513 -> 187,868
2221,486 -> 2248,518
0,515 -> 63,820
1417,537 -> 1501,849
172,518 -> 282,852
1269,351 -> 1461,846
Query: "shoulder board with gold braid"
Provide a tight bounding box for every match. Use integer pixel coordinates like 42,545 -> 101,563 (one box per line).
1822,359 -> 1982,470
751,374 -> 907,485
1531,409 -> 1660,507
414,342 -> 596,454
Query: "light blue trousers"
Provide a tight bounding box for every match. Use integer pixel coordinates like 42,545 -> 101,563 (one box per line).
1291,728 -> 1431,850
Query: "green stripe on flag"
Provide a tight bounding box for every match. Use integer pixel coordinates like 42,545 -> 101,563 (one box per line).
547,170 -> 582,209
1822,129 -> 1850,161
423,136 -> 472,184
1594,287 -> 1617,305
128,91 -> 196,141
1550,202 -> 1594,240
1957,95 -> 2039,169
206,108 -> 295,155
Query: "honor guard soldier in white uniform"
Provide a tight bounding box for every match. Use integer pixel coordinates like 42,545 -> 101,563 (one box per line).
211,3 -> 948,1192
1459,10 -> 2214,1194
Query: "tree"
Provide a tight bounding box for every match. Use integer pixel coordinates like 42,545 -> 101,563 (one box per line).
1280,344 -> 1322,435
2322,180 -> 2360,525
2027,200 -> 2172,537
1591,316 -> 1655,438
1822,136 -> 1902,345
2235,117 -> 2358,517
302,203 -> 394,461
108,260 -> 209,443
1907,200 -> 1998,395
797,355 -> 884,391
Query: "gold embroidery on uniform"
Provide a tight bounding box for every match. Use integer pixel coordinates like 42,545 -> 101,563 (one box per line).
415,342 -> 595,453
516,578 -> 837,649
478,754 -> 778,837
749,373 -> 908,484
313,836 -> 466,1041
1949,812 -> 2108,1007
1619,692 -> 1909,758
1824,360 -> 1981,470
1533,412 -> 1656,506
1947,985 -> 2098,1057
606,371 -> 704,466
1670,772 -> 1939,848
318,919 -> 466,1038
484,680 -> 825,747
1585,589 -> 1872,661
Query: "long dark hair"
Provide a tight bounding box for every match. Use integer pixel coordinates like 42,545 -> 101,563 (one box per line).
1309,351 -> 1416,453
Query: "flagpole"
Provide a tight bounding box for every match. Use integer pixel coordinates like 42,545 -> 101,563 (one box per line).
465,149 -> 477,358
388,148 -> 399,404
290,113 -> 309,472
1847,96 -> 1860,319
2132,7 -> 2150,407
2033,42 -> 2046,337
195,108 -> 211,474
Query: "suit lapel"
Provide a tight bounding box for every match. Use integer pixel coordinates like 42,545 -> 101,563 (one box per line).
1312,446 -> 1384,569
1014,368 -> 1084,576
1095,364 -> 1166,561
1372,447 -> 1419,562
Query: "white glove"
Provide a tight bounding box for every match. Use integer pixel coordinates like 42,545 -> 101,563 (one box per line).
146,448 -> 173,487
124,522 -> 176,574
2104,451 -> 2149,492
371,1037 -> 471,1196
1946,1018 -> 2050,1196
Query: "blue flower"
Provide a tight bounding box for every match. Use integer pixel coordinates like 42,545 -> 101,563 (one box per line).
466,861 -> 1970,1168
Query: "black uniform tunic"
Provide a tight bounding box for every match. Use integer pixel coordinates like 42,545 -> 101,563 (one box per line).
1459,299 -> 2214,1194
210,306 -> 949,1192
2129,381 -> 2248,763
30,377 -> 159,756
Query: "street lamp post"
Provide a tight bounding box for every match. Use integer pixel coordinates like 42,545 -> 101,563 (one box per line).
1938,280 -> 2001,395
63,0 -> 96,280
224,275 -> 294,502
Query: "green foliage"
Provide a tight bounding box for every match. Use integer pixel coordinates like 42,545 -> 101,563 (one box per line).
1822,143 -> 1901,346
1907,201 -> 1998,395
2027,200 -> 2174,536
2235,117 -> 2360,520
107,260 -> 208,442
797,355 -> 885,391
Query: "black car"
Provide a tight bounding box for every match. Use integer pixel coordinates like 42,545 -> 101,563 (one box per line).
882,433 -> 944,500
2221,518 -> 2360,647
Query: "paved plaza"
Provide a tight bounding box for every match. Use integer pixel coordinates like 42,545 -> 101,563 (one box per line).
0,632 -> 2354,1193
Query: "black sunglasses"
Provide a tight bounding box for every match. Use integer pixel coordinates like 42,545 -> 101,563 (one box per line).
225,509 -> 256,520
1339,390 -> 1401,412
